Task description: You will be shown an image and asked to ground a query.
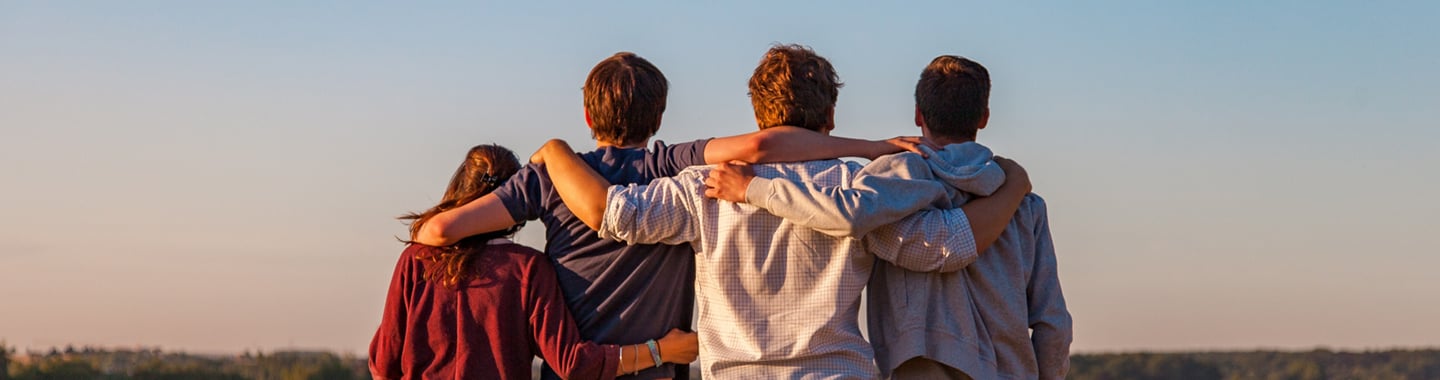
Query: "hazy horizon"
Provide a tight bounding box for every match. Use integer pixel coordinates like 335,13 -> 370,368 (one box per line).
3,1 -> 1438,356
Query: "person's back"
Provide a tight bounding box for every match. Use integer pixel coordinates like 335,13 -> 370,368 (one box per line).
603,159 -> 878,378
870,55 -> 1072,379
866,144 -> 1070,380
487,53 -> 702,380
706,55 -> 1073,379
498,142 -> 703,349
373,242 -> 618,379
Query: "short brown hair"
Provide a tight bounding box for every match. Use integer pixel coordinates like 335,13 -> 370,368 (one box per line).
915,55 -> 990,140
747,44 -> 843,131
584,52 -> 668,146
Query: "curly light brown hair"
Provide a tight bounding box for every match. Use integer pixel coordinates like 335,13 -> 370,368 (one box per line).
747,44 -> 843,132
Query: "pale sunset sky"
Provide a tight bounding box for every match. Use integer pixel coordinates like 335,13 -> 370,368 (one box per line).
2,1 -> 1438,355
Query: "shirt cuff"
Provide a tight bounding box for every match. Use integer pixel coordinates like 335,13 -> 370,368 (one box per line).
745,177 -> 775,209
941,209 -> 980,272
599,185 -> 636,243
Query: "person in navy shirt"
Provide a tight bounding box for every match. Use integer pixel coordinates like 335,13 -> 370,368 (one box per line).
370,144 -> 700,380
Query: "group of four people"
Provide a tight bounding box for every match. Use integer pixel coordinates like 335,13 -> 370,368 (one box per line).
369,44 -> 1072,380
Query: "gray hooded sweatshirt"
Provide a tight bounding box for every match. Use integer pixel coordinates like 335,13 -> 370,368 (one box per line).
744,142 -> 1073,379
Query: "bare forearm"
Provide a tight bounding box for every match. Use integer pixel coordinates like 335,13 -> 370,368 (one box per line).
414,195 -> 517,246
613,344 -> 644,376
704,126 -> 899,164
959,182 -> 1027,253
613,338 -> 695,375
536,139 -> 612,230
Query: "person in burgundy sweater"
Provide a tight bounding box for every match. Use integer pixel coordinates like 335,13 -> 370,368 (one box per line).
370,144 -> 699,380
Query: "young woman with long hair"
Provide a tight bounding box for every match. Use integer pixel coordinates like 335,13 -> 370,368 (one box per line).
369,144 -> 698,380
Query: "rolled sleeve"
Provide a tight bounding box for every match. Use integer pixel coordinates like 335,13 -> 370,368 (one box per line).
598,176 -> 699,246
599,185 -> 643,243
865,207 -> 978,273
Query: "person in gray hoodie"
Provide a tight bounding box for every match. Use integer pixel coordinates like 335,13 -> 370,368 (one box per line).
705,55 -> 1072,380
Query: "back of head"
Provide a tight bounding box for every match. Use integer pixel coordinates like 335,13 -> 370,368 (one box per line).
584,52 -> 669,146
748,44 -> 843,132
401,144 -> 523,288
915,55 -> 990,140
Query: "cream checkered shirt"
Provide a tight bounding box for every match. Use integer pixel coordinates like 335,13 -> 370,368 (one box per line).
599,159 -> 977,379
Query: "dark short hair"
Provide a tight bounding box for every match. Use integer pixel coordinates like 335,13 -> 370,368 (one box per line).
747,44 -> 843,131
584,52 -> 668,146
915,55 -> 990,140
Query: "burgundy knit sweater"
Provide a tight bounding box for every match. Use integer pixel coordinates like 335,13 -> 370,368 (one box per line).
370,241 -> 620,380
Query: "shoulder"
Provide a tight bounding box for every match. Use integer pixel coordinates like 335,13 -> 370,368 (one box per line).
635,164 -> 711,189
400,243 -> 430,262
490,242 -> 559,280
1017,193 -> 1050,225
652,138 -> 708,152
486,241 -> 546,261
396,243 -> 432,272
494,163 -> 546,196
1022,193 -> 1047,210
863,152 -> 933,178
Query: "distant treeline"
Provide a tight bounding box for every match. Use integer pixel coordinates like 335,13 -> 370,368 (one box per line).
1070,349 -> 1440,380
6,342 -> 1440,379
0,343 -> 367,380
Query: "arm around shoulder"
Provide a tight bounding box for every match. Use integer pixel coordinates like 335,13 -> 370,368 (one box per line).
413,193 -> 517,246
745,153 -> 948,237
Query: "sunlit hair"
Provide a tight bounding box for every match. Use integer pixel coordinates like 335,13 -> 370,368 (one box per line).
747,43 -> 843,132
584,52 -> 668,146
915,55 -> 990,140
399,144 -> 523,288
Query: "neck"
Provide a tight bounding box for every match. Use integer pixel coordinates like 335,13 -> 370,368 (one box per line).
934,137 -> 974,145
923,132 -> 975,146
596,140 -> 647,149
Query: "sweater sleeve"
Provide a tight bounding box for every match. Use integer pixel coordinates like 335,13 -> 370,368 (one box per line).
524,254 -> 621,380
1025,196 -> 1073,380
745,153 -> 950,238
369,246 -> 416,380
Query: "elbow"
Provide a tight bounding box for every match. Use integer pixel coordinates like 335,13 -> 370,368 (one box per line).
579,214 -> 602,232
742,132 -> 775,163
937,253 -> 977,273
416,218 -> 457,246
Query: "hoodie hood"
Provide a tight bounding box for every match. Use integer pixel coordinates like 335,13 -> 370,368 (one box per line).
917,141 -> 1006,197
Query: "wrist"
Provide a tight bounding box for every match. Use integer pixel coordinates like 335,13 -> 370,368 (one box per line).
645,339 -> 662,367
865,140 -> 888,159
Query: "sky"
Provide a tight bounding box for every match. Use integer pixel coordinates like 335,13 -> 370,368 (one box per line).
2,1 -> 1438,355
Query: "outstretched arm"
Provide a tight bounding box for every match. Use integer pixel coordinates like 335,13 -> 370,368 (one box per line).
704,126 -> 939,164
531,139 -> 613,230
535,139 -> 701,246
414,194 -> 517,246
706,155 -> 1031,258
864,168 -> 1029,272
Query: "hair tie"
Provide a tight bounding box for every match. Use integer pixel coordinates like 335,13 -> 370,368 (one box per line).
479,173 -> 502,186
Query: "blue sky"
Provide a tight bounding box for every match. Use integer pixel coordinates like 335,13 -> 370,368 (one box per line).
2,1 -> 1437,354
